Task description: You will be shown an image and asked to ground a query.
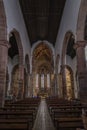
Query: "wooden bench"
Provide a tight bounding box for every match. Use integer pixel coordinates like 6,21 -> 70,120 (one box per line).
46,97 -> 86,129
0,107 -> 37,119
0,110 -> 35,128
4,97 -> 41,120
1,97 -> 41,130
82,109 -> 87,130
0,119 -> 29,130
52,108 -> 84,129
55,117 -> 84,130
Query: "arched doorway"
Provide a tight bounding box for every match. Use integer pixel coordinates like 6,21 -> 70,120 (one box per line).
32,42 -> 54,97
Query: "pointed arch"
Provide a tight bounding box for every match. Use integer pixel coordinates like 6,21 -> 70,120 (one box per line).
9,29 -> 24,65
9,29 -> 24,99
32,41 -> 54,96
32,41 -> 54,74
61,31 -> 75,65
61,31 -> 75,99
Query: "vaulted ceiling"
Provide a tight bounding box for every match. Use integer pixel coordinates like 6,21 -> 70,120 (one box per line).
19,0 -> 66,46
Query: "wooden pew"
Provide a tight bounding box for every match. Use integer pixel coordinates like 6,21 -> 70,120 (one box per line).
5,97 -> 40,106
0,110 -> 34,129
52,109 -> 84,129
4,99 -> 40,122
46,97 -> 86,129
82,109 -> 87,130
55,117 -> 83,130
0,97 -> 41,130
0,119 -> 29,130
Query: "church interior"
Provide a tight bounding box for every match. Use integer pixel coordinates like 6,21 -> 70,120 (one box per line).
0,0 -> 87,129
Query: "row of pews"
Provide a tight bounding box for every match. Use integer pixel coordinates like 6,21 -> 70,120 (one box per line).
46,97 -> 87,130
0,97 -> 41,130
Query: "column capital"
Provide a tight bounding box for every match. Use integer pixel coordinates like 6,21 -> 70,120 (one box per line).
0,40 -> 10,48
60,65 -> 66,69
74,41 -> 87,50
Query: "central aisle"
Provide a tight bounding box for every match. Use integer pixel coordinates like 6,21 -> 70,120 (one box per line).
33,99 -> 56,130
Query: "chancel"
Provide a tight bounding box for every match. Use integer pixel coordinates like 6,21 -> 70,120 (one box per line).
0,0 -> 87,130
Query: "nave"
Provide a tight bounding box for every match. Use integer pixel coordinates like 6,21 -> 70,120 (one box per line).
0,96 -> 87,130
33,99 -> 55,130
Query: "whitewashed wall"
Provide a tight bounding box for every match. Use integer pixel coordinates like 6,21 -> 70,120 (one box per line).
55,0 -> 81,71
55,0 -> 81,97
55,0 -> 81,73
3,0 -> 31,92
3,0 -> 31,61
55,0 -> 81,64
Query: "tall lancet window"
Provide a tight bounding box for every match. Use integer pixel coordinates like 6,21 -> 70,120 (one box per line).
41,74 -> 44,88
47,74 -> 50,88
36,74 -> 39,88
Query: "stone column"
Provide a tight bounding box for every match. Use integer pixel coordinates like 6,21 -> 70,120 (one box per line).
54,73 -> 58,96
17,65 -> 24,99
29,74 -> 33,97
39,74 -> 41,91
74,41 -> 87,100
61,65 -> 67,99
44,74 -> 47,92
5,69 -> 9,97
49,74 -> 51,96
50,73 -> 55,96
0,40 -> 10,106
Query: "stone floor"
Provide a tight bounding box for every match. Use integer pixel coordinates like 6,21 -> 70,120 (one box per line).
33,99 -> 56,130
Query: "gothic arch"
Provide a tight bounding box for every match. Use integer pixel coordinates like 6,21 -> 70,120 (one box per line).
76,0 -> 87,41
61,31 -> 75,98
32,42 -> 54,73
61,31 -> 75,65
32,42 -> 54,96
31,40 -> 54,56
9,29 -> 24,99
9,29 -> 24,65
